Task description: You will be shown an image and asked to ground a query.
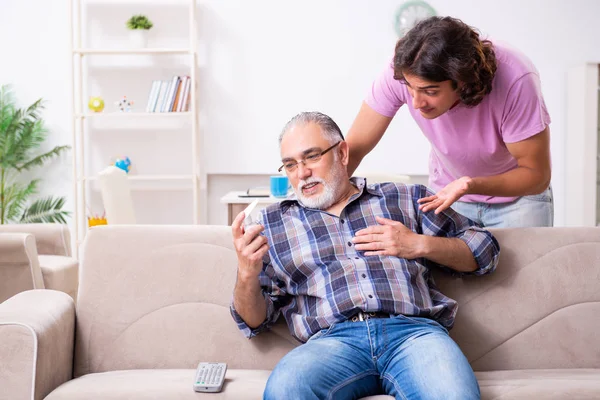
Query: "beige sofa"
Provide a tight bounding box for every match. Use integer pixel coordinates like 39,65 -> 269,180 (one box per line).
0,223 -> 78,303
1,225 -> 599,400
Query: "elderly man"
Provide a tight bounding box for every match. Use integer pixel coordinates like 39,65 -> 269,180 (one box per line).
230,111 -> 500,399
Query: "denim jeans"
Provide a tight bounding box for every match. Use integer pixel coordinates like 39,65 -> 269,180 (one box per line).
264,315 -> 479,400
451,186 -> 554,228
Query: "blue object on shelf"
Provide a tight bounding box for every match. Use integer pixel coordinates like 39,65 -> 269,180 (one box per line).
114,156 -> 132,174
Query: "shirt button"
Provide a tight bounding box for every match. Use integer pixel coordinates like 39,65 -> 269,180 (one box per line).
368,294 -> 373,299
361,274 -> 366,278
347,241 -> 352,247
340,219 -> 345,224
355,257 -> 359,260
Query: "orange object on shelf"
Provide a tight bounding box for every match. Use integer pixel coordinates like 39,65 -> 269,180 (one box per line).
88,217 -> 107,227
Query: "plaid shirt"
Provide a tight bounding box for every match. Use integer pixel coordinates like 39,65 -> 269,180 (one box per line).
231,178 -> 500,343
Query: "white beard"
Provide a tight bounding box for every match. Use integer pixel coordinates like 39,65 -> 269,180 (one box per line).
295,163 -> 347,210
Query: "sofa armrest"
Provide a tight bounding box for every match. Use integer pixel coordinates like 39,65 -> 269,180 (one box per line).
0,290 -> 75,400
0,233 -> 44,303
0,223 -> 72,256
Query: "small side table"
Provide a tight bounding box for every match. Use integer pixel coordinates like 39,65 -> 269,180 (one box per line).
220,191 -> 284,225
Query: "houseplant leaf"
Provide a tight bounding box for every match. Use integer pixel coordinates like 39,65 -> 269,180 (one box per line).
0,84 -> 71,224
20,195 -> 70,224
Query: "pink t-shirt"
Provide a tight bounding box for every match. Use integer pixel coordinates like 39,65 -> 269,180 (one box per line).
365,42 -> 551,204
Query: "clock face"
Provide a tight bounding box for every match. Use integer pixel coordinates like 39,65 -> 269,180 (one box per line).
394,1 -> 437,37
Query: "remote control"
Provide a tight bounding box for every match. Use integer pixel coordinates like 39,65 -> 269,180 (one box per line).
242,199 -> 260,227
193,362 -> 227,393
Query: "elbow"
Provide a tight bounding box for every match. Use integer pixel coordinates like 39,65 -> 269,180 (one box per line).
540,168 -> 552,192
483,260 -> 498,275
474,236 -> 500,276
472,260 -> 497,276
465,255 -> 479,273
531,168 -> 552,195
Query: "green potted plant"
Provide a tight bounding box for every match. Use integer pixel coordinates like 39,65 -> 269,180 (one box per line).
0,85 -> 71,224
126,14 -> 153,48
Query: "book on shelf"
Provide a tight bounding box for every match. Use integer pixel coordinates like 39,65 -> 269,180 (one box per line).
176,76 -> 190,112
163,75 -> 179,112
171,77 -> 184,111
145,80 -> 160,112
144,75 -> 192,113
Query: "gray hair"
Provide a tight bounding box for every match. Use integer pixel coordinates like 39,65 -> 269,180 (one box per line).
278,111 -> 344,146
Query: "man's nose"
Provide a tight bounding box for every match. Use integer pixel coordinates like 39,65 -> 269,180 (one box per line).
296,161 -> 311,179
412,92 -> 426,109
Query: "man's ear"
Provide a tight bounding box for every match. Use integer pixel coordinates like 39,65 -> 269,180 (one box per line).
339,141 -> 350,166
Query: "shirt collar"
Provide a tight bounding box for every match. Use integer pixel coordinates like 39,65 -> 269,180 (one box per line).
279,177 -> 383,213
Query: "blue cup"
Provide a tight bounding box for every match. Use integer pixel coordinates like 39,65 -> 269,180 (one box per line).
270,175 -> 289,198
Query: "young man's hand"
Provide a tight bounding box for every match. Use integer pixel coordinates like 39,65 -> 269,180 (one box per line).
417,176 -> 472,214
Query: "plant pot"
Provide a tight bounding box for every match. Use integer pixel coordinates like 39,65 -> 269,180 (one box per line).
129,29 -> 148,48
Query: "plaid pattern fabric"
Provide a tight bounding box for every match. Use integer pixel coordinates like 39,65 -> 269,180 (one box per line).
231,178 -> 500,342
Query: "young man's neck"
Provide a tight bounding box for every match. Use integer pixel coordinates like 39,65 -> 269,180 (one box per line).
449,99 -> 461,110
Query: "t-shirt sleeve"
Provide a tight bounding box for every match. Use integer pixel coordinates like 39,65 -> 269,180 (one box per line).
411,184 -> 500,277
501,72 -> 551,143
364,60 -> 407,118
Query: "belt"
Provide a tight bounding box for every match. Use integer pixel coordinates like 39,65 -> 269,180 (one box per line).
350,311 -> 391,322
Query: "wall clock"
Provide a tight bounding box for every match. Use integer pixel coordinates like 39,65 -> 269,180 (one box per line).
394,1 -> 437,37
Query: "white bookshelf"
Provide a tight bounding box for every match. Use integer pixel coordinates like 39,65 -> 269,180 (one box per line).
75,112 -> 193,119
69,0 -> 205,255
82,175 -> 194,182
73,48 -> 192,55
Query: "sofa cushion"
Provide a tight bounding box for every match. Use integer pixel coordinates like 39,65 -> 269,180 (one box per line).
44,369 -> 393,399
45,369 -> 270,400
43,368 -> 600,399
0,290 -> 74,400
74,226 -> 298,377
477,369 -> 600,399
0,233 -> 44,302
434,227 -> 600,370
38,255 -> 78,300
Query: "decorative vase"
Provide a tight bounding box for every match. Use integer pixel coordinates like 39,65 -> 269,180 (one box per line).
129,29 -> 148,48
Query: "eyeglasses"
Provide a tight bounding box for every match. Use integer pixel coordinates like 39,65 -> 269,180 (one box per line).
278,141 -> 342,173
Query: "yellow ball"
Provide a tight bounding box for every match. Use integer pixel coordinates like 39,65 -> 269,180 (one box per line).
88,96 -> 105,112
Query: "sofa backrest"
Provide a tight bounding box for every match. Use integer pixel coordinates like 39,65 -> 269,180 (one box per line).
0,233 -> 44,303
75,225 -> 600,377
74,225 -> 298,377
433,227 -> 600,371
0,223 -> 71,256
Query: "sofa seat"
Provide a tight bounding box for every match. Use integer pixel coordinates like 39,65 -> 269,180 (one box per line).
45,369 -> 271,400
44,367 -> 600,399
44,369 -> 392,400
477,369 -> 600,399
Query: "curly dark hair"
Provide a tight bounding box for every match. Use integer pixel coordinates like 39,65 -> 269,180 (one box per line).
393,16 -> 497,107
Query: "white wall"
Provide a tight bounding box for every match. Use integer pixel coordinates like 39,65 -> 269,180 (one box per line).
2,0 -> 600,228
0,0 -> 73,222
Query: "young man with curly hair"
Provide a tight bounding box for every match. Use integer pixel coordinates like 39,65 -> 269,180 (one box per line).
346,16 -> 552,228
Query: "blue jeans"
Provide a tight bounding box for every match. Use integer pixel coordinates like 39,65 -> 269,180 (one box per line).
451,186 -> 554,228
264,315 -> 479,400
